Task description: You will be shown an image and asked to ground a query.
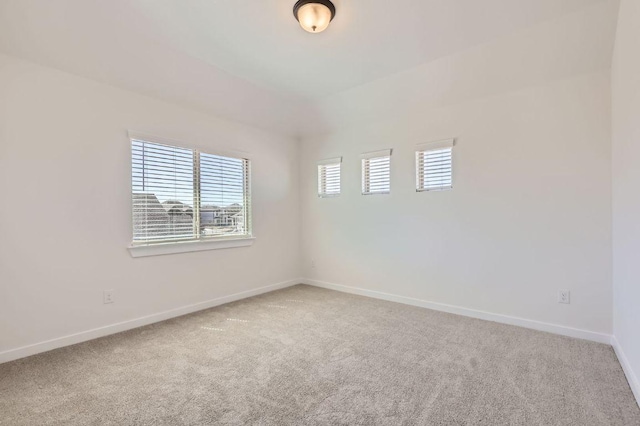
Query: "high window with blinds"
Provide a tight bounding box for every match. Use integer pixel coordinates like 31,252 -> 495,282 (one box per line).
317,157 -> 341,197
131,137 -> 251,245
416,139 -> 454,192
361,149 -> 391,195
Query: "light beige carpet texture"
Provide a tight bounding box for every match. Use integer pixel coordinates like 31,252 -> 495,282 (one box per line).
1,285 -> 639,425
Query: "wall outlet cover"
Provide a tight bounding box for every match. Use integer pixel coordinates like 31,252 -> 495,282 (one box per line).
103,290 -> 114,304
558,290 -> 570,304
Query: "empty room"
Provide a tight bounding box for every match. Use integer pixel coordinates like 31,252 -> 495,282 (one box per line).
1,0 -> 639,424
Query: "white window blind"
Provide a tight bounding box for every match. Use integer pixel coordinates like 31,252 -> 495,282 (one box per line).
361,149 -> 391,195
317,157 -> 341,197
131,137 -> 251,245
416,139 -> 454,192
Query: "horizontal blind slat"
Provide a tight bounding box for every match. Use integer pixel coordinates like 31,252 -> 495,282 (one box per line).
362,155 -> 390,195
318,163 -> 341,197
416,147 -> 453,191
132,140 -> 251,244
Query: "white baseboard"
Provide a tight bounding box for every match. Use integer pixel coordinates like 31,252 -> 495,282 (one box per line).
0,278 -> 301,364
611,336 -> 640,406
302,278 -> 611,344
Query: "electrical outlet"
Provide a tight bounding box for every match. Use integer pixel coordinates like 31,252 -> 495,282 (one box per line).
558,290 -> 570,304
103,290 -> 114,304
310,260 -> 316,269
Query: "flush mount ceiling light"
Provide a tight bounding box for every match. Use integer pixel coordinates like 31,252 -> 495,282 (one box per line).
293,0 -> 336,33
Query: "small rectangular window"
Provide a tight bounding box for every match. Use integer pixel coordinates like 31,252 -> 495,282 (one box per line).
131,137 -> 251,245
362,149 -> 391,195
416,139 -> 454,192
317,157 -> 341,197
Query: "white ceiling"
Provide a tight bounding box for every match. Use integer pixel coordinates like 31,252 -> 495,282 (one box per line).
0,0 -> 619,136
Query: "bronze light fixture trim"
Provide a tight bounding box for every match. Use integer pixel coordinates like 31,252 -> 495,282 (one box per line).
293,0 -> 336,33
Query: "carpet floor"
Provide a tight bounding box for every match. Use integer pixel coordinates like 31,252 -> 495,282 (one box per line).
1,284 -> 639,425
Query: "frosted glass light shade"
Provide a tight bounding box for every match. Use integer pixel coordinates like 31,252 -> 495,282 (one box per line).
294,1 -> 335,33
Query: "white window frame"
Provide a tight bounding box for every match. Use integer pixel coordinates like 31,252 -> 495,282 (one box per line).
361,149 -> 392,195
317,157 -> 342,197
416,139 -> 454,192
127,132 -> 254,258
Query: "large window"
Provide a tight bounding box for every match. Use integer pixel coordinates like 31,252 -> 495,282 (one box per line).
361,149 -> 391,195
131,137 -> 251,245
317,157 -> 341,197
416,139 -> 453,192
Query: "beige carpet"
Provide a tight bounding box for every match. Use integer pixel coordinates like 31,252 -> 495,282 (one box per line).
1,284 -> 638,425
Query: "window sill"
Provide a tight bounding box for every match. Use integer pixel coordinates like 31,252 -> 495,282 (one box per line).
128,237 -> 255,258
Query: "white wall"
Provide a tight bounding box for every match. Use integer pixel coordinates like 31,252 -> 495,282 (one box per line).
301,72 -> 612,337
0,53 -> 300,360
612,0 -> 640,401
305,0 -> 618,135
